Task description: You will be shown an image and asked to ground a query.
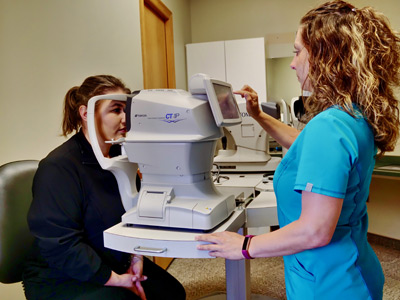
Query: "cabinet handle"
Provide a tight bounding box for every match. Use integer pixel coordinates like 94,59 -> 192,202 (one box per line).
134,246 -> 167,254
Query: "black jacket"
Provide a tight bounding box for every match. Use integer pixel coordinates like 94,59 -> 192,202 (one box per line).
24,131 -> 130,285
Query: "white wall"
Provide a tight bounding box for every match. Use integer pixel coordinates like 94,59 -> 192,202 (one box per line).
163,0 -> 192,90
0,0 -> 142,166
0,0 -> 192,166
189,0 -> 400,45
266,57 -> 300,104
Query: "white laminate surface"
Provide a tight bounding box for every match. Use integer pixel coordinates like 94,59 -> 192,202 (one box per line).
104,208 -> 246,258
246,192 -> 278,228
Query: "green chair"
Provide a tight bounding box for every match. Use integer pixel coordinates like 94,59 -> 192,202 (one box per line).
0,160 -> 38,283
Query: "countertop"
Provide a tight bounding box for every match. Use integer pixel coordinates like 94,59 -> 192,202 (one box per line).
373,155 -> 400,178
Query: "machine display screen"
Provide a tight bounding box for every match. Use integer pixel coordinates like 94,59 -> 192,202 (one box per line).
213,83 -> 241,120
204,78 -> 241,127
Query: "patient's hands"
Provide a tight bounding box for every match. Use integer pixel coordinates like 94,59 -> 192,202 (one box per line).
105,255 -> 147,300
128,255 -> 147,300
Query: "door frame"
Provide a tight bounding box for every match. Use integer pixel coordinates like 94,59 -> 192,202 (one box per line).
139,0 -> 176,89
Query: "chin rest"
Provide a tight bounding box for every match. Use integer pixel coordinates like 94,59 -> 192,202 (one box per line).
0,160 -> 38,283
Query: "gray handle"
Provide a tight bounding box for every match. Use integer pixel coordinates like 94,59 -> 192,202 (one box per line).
133,246 -> 167,254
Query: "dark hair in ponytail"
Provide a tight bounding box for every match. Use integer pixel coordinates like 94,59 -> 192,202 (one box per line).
62,75 -> 131,136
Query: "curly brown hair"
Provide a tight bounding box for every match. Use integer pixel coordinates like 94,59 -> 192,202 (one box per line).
299,0 -> 400,156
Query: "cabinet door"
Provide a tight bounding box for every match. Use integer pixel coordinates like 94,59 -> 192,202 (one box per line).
186,38 -> 267,102
186,41 -> 226,82
225,38 -> 267,103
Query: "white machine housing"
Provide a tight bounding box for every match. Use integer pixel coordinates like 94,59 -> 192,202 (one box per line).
87,74 -> 241,231
213,96 -> 284,172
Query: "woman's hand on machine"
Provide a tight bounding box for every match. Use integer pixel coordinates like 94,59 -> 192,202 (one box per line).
234,85 -> 262,118
195,231 -> 245,260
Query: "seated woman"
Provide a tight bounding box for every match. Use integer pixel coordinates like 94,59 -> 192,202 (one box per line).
23,75 -> 186,300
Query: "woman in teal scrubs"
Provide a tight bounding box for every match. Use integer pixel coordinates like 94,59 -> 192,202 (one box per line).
196,1 -> 400,299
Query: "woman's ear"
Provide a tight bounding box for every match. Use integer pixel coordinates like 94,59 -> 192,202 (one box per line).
79,105 -> 88,122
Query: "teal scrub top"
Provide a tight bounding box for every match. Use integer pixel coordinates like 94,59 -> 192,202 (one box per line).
273,107 -> 384,300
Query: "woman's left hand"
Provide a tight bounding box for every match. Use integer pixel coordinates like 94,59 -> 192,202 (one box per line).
195,231 -> 245,260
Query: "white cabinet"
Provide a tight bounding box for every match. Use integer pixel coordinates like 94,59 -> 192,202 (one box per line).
186,38 -> 267,102
186,41 -> 226,83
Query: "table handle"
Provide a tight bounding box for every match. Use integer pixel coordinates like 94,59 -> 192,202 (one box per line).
134,246 -> 167,254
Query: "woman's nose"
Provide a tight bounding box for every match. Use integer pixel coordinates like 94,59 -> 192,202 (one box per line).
290,57 -> 296,70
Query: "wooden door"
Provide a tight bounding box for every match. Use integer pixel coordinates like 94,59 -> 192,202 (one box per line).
139,0 -> 175,270
140,0 -> 175,89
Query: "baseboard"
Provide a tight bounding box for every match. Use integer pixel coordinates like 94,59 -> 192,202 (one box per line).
368,232 -> 400,251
